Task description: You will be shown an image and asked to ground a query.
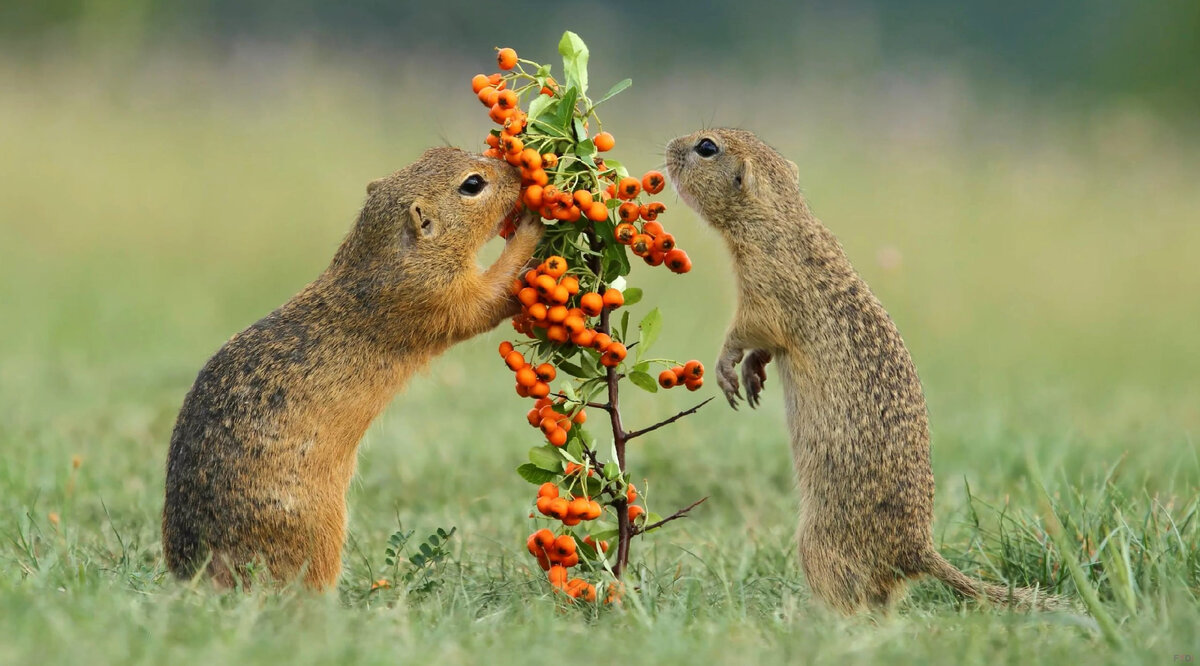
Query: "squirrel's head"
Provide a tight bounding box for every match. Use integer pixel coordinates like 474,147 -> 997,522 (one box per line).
666,128 -> 802,236
338,147 -> 522,273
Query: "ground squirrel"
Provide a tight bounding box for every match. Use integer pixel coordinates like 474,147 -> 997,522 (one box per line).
667,128 -> 1061,613
163,147 -> 541,590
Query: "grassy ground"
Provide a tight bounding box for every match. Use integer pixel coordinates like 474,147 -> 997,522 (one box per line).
1,53 -> 1198,664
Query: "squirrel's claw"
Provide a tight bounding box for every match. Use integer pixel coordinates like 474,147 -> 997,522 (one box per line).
742,349 -> 772,409
716,348 -> 744,410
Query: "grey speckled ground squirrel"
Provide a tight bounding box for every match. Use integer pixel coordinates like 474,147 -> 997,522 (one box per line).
163,147 -> 541,590
667,128 -> 1064,613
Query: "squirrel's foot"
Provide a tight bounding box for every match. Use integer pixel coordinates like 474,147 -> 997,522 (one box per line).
716,347 -> 745,409
741,349 -> 772,409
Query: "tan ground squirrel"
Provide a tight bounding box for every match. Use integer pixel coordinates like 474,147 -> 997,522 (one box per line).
667,128 -> 1063,613
162,147 -> 541,590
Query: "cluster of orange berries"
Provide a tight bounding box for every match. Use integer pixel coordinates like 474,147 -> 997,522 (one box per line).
614,212 -> 692,274
526,530 -> 597,600
534,482 -> 602,526
507,255 -> 627,363
523,396 -> 586,447
658,360 -> 705,391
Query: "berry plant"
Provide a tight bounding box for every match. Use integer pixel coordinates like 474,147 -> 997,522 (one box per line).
472,33 -> 711,603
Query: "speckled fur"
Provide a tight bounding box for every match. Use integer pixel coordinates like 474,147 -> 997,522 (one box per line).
667,128 -> 1062,613
162,147 -> 541,590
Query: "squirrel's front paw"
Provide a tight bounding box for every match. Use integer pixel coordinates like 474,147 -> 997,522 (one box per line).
741,349 -> 772,409
509,210 -> 543,245
716,348 -> 745,409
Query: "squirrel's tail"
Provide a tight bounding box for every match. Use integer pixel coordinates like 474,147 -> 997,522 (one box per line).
923,550 -> 1073,611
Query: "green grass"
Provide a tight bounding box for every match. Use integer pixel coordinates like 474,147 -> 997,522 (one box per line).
1,53 -> 1198,664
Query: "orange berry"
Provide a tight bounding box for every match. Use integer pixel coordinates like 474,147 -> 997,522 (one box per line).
530,381 -> 551,399
617,177 -> 640,199
572,410 -> 587,425
602,289 -> 624,308
523,185 -> 544,209
504,350 -> 526,370
613,223 -> 636,245
658,370 -> 678,389
568,498 -> 590,520
560,275 -> 580,295
665,248 -> 692,273
501,134 -> 523,155
571,328 -> 596,347
471,74 -> 490,93
543,256 -> 568,278
520,148 -> 542,170
485,133 -> 500,149
534,274 -> 557,296
538,482 -> 559,499
517,287 -> 540,307
496,89 -> 518,110
536,363 -> 557,382
642,220 -> 665,237
630,234 -> 653,257
627,505 -> 645,521
542,153 -> 558,168
642,170 -> 665,194
572,190 -> 594,209
526,302 -> 548,321
547,305 -> 568,324
499,341 -> 514,358
503,112 -> 526,135
547,324 -> 569,344
684,360 -> 704,379
601,342 -> 627,367
563,315 -> 586,335
653,233 -> 676,253
478,86 -> 498,106
527,408 -> 543,427
591,333 -> 613,351
536,496 -> 554,517
585,201 -> 609,222
515,383 -> 529,398
523,268 -> 540,285
528,168 -> 549,186
489,104 -> 513,124
685,376 -> 704,391
497,47 -> 518,70
560,551 -> 580,567
579,292 -> 603,316
586,500 -> 602,520
593,131 -> 615,152
516,366 -> 538,388
550,285 -> 570,304
618,202 -> 640,223
643,250 -> 665,267
548,564 -> 568,587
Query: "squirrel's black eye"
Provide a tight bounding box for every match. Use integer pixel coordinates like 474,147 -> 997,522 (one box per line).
459,174 -> 486,196
694,138 -> 719,158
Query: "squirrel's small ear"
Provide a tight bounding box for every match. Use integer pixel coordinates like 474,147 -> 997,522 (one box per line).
367,177 -> 386,195
786,159 -> 800,185
735,157 -> 757,195
405,200 -> 438,246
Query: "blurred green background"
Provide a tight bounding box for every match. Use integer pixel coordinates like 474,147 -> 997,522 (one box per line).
1,3 -> 1198,664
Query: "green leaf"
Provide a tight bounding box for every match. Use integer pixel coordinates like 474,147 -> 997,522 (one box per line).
628,370 -> 659,393
556,360 -> 591,379
632,361 -> 649,374
619,310 -> 631,340
553,87 -> 578,130
529,446 -> 564,472
561,382 -> 579,402
591,78 -> 631,108
622,287 -> 643,306
529,118 -> 571,140
558,31 -> 589,95
573,117 -> 588,142
574,139 -> 596,156
527,95 -> 557,124
590,528 -> 619,542
517,463 -> 558,485
566,437 -> 584,462
638,308 -> 663,358
605,197 -> 622,209
603,462 -> 620,480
